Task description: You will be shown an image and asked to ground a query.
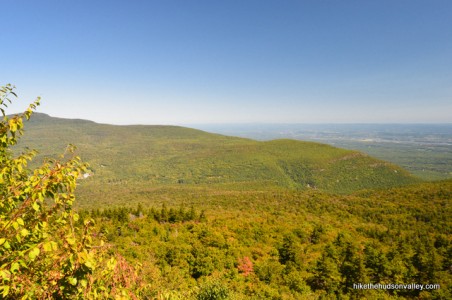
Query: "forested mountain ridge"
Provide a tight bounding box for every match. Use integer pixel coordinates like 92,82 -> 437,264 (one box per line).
4,110 -> 450,299
14,113 -> 418,201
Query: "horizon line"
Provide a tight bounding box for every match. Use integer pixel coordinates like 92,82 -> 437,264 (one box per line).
12,112 -> 452,127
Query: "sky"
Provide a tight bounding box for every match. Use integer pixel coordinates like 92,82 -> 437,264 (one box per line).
1,0 -> 452,124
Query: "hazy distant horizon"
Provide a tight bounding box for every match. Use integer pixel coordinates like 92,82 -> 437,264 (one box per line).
14,112 -> 452,127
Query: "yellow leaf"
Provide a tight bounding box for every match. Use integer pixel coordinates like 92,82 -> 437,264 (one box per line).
66,237 -> 76,245
43,242 -> 52,252
10,262 -> 19,273
28,247 -> 40,260
1,285 -> 10,297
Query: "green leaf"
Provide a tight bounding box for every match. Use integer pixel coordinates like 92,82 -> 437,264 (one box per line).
32,202 -> 40,211
51,241 -> 58,250
80,279 -> 87,288
84,259 -> 94,270
2,241 -> 10,249
16,218 -> 24,226
0,270 -> 11,280
10,262 -> 19,273
1,285 -> 10,297
18,260 -> 27,268
0,238 -> 5,246
28,247 -> 40,260
43,241 -> 58,252
72,213 -> 79,222
68,277 -> 77,286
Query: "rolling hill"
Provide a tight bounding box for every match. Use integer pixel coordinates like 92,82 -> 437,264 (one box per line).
6,112 -> 451,299
13,113 -> 418,202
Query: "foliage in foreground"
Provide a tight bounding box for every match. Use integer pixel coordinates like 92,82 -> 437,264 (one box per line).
0,85 -> 147,299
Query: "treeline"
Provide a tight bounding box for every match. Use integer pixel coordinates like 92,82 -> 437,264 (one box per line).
79,204 -> 206,224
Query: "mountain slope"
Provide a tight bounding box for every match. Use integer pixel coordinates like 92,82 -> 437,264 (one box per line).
14,113 -> 418,195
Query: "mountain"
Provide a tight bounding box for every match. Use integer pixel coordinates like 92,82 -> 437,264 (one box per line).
8,113 -> 451,299
13,113 -> 418,202
191,123 -> 452,181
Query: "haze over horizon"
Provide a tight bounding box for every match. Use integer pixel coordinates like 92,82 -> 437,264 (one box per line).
2,1 -> 452,125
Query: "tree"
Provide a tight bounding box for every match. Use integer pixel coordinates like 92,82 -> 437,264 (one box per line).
340,243 -> 368,295
364,243 -> 390,283
308,244 -> 341,294
278,234 -> 297,265
0,85 -> 145,298
237,256 -> 253,276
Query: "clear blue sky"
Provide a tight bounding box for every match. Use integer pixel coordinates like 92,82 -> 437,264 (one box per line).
2,0 -> 451,124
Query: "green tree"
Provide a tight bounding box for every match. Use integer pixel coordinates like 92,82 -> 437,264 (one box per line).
340,243 -> 368,295
412,237 -> 440,283
278,234 -> 297,265
197,279 -> 229,300
364,243 -> 390,283
0,85 -> 145,298
310,224 -> 325,244
309,244 -> 341,295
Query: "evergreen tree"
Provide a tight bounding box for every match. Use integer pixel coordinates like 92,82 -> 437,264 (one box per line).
278,234 -> 297,265
309,244 -> 341,294
340,244 -> 368,294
